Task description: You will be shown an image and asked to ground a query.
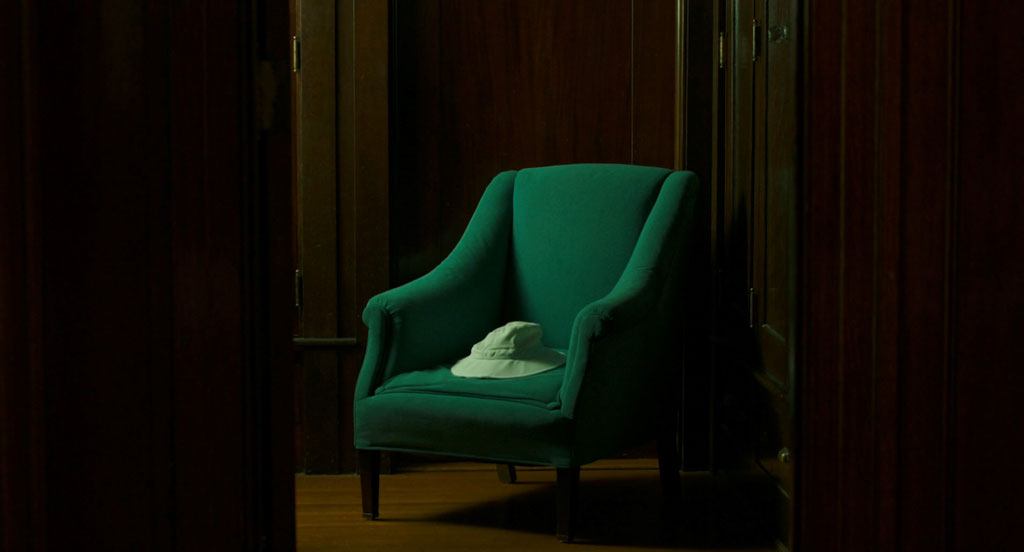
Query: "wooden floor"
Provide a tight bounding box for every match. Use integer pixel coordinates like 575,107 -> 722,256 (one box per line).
296,459 -> 777,551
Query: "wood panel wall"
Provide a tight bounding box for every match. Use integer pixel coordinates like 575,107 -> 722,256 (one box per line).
799,1 -> 1024,550
0,1 -> 295,549
389,0 -> 681,285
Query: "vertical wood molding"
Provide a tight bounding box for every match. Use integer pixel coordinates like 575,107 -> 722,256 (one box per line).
295,0 -> 342,474
352,0 -> 390,338
347,0 -> 390,472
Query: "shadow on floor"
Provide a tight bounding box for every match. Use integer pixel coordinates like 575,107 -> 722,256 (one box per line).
425,471 -> 778,549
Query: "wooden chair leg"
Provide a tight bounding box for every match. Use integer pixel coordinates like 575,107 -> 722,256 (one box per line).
496,463 -> 517,484
556,467 -> 580,542
359,450 -> 380,519
657,430 -> 682,499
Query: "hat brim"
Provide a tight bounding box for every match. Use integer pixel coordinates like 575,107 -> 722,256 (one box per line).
450,347 -> 566,379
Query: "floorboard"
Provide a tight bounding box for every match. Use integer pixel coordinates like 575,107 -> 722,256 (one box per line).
296,459 -> 777,551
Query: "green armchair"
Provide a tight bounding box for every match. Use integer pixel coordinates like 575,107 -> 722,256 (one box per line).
353,164 -> 699,541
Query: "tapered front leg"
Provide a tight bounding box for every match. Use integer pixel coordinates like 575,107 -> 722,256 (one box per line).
657,429 -> 682,499
359,450 -> 380,519
556,467 -> 580,542
496,463 -> 517,484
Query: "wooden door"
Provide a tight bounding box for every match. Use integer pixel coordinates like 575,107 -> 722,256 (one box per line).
292,0 -> 389,473
715,0 -> 759,468
722,0 -> 756,323
751,0 -> 798,545
714,0 -> 798,548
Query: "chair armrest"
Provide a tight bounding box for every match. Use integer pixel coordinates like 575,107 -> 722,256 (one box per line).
559,171 -> 699,419
354,171 -> 517,400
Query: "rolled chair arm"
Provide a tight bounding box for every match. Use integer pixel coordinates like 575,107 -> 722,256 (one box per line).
559,171 -> 699,419
354,171 -> 518,400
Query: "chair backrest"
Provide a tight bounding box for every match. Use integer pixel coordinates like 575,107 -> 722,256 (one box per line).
504,164 -> 674,349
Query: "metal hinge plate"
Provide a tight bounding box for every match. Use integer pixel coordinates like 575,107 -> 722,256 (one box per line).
719,31 -> 725,69
292,36 -> 300,73
749,287 -> 758,328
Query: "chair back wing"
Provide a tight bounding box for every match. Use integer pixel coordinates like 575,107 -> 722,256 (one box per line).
505,164 -> 674,348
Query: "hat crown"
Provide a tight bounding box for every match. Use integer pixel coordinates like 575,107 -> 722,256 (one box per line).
452,321 -> 566,379
470,321 -> 543,359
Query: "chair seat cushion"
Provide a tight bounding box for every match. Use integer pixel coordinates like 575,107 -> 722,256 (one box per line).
354,391 -> 575,466
375,364 -> 565,409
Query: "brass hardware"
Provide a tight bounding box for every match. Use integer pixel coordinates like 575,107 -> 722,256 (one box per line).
752,19 -> 761,61
778,447 -> 792,464
291,36 -> 300,73
749,288 -> 757,328
294,269 -> 303,309
719,32 -> 725,69
768,25 -> 789,43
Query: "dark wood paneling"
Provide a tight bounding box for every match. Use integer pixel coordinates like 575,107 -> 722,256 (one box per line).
633,0 -> 678,168
390,0 -> 443,284
899,3 -> 958,549
799,0 -> 1024,550
873,2 -> 905,547
953,2 -> 1024,548
1,1 -> 295,549
834,1 -> 878,549
390,0 -> 679,286
170,2 -> 248,547
31,2 -> 171,546
0,2 -> 39,548
797,0 -> 845,549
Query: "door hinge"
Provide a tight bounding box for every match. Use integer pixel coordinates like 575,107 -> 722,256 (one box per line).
752,19 -> 761,62
294,269 -> 303,310
749,287 -> 758,328
291,35 -> 301,73
719,31 -> 726,69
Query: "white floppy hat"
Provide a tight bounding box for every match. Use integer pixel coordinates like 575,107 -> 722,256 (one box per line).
450,321 -> 566,379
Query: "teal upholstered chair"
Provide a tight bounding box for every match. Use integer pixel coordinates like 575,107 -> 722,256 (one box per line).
354,164 -> 699,541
